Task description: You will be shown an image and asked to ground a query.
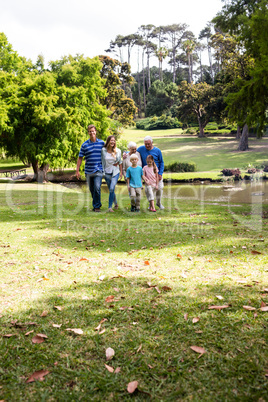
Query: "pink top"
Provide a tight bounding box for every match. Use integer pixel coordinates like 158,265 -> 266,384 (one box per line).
143,165 -> 158,187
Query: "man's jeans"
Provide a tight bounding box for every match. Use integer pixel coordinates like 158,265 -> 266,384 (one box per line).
104,173 -> 119,208
86,171 -> 103,210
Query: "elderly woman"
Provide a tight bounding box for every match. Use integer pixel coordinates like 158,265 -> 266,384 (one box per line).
122,141 -> 142,179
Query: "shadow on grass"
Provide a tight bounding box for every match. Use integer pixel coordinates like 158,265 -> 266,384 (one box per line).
1,277 -> 267,401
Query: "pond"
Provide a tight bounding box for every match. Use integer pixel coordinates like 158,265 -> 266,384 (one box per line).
68,180 -> 268,205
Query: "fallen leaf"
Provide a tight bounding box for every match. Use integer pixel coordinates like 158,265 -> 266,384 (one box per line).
144,261 -> 150,265
127,380 -> 138,394
115,367 -> 121,373
155,287 -> 161,294
79,257 -> 89,261
54,306 -> 62,311
260,306 -> 268,312
32,334 -> 47,344
66,328 -> 83,335
105,295 -> 114,303
251,250 -> 262,255
216,295 -> 224,300
25,330 -> 34,336
181,273 -> 187,279
190,346 -> 206,355
260,301 -> 267,308
99,328 -> 106,335
162,286 -> 172,291
26,369 -> 50,383
192,317 -> 200,324
184,313 -> 188,321
3,334 -> 16,338
208,305 -> 229,310
52,324 -> 62,328
105,364 -> 114,373
106,347 -> 115,361
113,287 -> 120,292
106,248 -> 111,252
243,306 -> 256,311
40,311 -> 48,317
137,344 -> 142,353
177,253 -> 182,258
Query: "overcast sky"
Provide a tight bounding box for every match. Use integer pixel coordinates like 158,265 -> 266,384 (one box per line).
1,0 -> 223,70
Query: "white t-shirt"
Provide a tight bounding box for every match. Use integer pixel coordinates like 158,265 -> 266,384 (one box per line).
105,153 -> 116,173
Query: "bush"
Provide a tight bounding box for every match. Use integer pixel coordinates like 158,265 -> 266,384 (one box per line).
164,161 -> 197,173
221,168 -> 241,176
136,115 -> 182,130
185,127 -> 197,135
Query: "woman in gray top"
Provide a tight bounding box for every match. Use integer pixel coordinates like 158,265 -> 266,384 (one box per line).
101,136 -> 123,212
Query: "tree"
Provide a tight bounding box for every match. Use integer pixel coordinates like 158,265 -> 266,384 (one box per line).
0,54 -> 111,181
155,47 -> 169,82
213,0 -> 268,149
176,81 -> 220,137
145,80 -> 179,117
199,24 -> 215,84
164,24 -> 188,83
99,55 -> 137,127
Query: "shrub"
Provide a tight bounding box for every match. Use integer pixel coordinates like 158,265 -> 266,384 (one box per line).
185,127 -> 197,135
164,162 -> 197,173
136,115 -> 182,130
221,168 -> 241,177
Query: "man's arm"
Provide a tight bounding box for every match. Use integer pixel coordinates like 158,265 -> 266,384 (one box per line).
76,156 -> 83,179
157,149 -> 164,179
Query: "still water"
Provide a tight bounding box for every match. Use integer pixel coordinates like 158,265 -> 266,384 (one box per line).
73,180 -> 268,205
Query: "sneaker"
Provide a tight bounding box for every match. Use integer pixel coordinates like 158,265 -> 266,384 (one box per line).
131,206 -> 136,212
93,208 -> 101,212
136,208 -> 140,213
114,204 -> 119,210
157,203 -> 165,210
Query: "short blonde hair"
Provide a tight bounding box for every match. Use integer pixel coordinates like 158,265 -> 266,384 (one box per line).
130,154 -> 138,161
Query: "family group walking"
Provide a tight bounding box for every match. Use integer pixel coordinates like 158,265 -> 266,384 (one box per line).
76,125 -> 165,212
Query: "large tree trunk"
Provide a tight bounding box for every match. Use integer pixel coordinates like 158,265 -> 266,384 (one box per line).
238,124 -> 249,151
197,118 -> 205,138
142,51 -> 146,114
236,125 -> 241,140
31,160 -> 50,183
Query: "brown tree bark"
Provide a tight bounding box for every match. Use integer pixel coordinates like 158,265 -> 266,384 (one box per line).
236,125 -> 241,140
31,160 -> 50,182
237,124 -> 249,151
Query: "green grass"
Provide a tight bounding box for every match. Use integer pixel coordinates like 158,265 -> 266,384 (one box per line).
0,182 -> 267,400
122,127 -> 268,172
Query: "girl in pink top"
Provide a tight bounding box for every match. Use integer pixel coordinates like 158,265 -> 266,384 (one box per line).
143,155 -> 159,212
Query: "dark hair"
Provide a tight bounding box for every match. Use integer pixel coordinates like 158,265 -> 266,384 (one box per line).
104,135 -> 117,157
146,155 -> 157,174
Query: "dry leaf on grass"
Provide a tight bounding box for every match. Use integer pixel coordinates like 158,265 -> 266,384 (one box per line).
99,329 -> 106,335
40,311 -> 48,317
251,250 -> 262,255
243,306 -> 256,311
260,301 -> 267,308
26,369 -> 50,383
184,313 -> 188,321
144,261 -> 150,265
162,286 -> 172,291
216,295 -> 224,300
66,328 -> 83,335
3,334 -> 16,338
115,367 -> 121,373
52,324 -> 62,328
106,347 -> 115,361
192,317 -> 200,324
79,257 -> 89,261
260,306 -> 268,312
25,330 -> 34,336
32,334 -> 48,344
190,346 -> 206,355
54,306 -> 62,311
105,295 -> 114,303
208,305 -> 229,310
127,380 -> 138,394
105,364 -> 114,373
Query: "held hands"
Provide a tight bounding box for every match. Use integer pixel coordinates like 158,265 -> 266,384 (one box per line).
158,174 -> 162,181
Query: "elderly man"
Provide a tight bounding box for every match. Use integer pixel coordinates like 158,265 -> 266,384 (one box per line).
76,125 -> 105,212
137,136 -> 165,209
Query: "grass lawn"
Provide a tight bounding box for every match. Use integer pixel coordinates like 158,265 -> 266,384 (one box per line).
0,182 -> 267,400
122,127 -> 268,172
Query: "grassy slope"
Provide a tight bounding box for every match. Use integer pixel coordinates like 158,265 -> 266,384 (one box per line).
0,183 -> 267,400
